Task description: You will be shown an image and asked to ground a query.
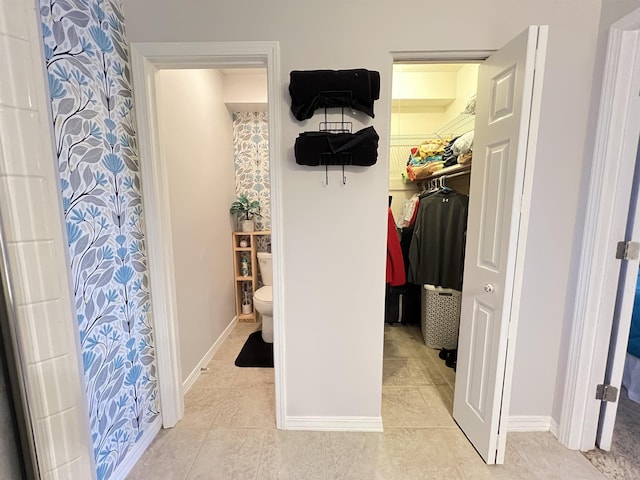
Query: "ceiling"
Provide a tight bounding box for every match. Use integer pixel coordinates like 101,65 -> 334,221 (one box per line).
393,63 -> 469,73
220,68 -> 266,75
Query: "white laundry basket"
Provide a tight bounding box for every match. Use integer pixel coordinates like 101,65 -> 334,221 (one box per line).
421,285 -> 462,349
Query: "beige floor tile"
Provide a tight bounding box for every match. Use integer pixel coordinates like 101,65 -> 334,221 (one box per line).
212,336 -> 247,362
382,386 -> 440,428
383,338 -> 426,359
375,428 -> 467,479
186,428 -> 265,480
405,357 -> 448,386
127,427 -> 208,480
419,385 -> 456,425
382,359 -> 415,386
505,432 -> 605,479
384,324 -> 420,339
232,366 -> 274,388
325,431 -> 384,480
441,362 -> 457,387
198,359 -> 239,389
178,387 -> 230,429
213,387 -> 276,428
228,322 -> 260,340
129,320 -> 605,480
256,430 -> 325,480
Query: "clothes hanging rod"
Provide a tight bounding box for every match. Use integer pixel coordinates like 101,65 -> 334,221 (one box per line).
440,169 -> 471,180
425,164 -> 471,180
416,164 -> 471,186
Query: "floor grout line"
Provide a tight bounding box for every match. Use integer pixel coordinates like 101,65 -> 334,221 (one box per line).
182,429 -> 210,480
253,428 -> 266,480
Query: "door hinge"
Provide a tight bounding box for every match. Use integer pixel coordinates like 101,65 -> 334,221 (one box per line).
595,384 -> 618,402
616,241 -> 640,260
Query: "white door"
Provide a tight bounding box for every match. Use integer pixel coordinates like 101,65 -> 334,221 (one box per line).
595,55 -> 640,449
597,166 -> 640,450
453,26 -> 547,464
596,17 -> 640,450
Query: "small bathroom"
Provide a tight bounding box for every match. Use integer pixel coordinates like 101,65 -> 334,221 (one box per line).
154,66 -> 275,423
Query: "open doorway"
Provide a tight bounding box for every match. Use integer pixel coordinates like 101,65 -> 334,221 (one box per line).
383,60 -> 478,438
385,25 -> 548,464
153,66 -> 272,391
129,42 -> 284,430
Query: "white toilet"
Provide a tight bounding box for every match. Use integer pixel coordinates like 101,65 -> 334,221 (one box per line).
254,252 -> 273,343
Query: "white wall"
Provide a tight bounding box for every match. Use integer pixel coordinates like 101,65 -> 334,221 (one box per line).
443,64 -> 479,124
0,0 -> 93,477
390,107 -> 449,135
124,0 -> 603,424
392,71 -> 457,100
223,71 -> 267,111
391,65 -> 479,136
509,11 -> 603,418
156,69 -> 237,384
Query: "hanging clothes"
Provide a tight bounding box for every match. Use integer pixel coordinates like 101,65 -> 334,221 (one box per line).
397,223 -> 422,324
386,208 -> 405,324
396,193 -> 420,229
407,189 -> 469,291
386,208 -> 405,287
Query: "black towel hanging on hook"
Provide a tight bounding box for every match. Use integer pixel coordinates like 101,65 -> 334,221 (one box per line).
289,69 -> 381,121
294,126 -> 379,167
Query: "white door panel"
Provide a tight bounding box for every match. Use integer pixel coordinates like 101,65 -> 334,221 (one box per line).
596,57 -> 640,448
453,26 -> 547,464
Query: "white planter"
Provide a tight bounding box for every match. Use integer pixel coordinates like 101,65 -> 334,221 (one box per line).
240,219 -> 255,232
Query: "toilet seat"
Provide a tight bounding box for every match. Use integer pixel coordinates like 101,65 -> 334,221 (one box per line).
254,286 -> 272,303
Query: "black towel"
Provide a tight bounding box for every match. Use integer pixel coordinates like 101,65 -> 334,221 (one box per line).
289,69 -> 380,120
294,126 -> 379,166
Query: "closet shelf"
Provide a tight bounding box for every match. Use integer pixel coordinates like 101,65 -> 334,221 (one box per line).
416,163 -> 471,182
391,112 -> 476,185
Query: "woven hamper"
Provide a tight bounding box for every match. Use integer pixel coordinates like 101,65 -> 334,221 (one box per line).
421,285 -> 462,349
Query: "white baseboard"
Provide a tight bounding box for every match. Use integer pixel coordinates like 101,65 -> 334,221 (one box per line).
285,416 -> 383,432
182,316 -> 238,394
507,415 -> 552,432
549,417 -> 560,438
111,417 -> 162,479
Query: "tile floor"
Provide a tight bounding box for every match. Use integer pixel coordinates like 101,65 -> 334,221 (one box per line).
127,322 -> 604,479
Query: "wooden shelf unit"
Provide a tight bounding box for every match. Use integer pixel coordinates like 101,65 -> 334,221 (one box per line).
232,231 -> 271,323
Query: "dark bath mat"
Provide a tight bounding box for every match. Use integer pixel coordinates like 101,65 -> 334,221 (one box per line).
234,330 -> 274,368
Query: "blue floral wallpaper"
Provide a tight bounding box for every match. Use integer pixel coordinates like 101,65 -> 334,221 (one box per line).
39,1 -> 159,478
232,112 -> 270,230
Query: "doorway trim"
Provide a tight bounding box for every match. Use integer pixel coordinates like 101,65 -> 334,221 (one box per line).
559,8 -> 640,451
129,41 -> 284,428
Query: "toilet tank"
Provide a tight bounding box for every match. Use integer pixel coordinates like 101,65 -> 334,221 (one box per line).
257,252 -> 273,286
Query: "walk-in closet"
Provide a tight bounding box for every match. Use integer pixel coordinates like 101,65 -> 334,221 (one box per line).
383,63 -> 479,427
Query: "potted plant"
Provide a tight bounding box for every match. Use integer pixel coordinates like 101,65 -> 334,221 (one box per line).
230,194 -> 261,232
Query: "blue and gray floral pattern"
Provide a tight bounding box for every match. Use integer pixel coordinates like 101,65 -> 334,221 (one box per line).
39,1 -> 159,478
233,112 -> 270,230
